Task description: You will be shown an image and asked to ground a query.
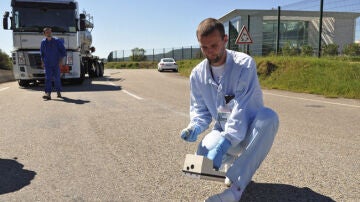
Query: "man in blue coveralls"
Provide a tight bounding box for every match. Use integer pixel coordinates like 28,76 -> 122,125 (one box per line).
40,27 -> 66,100
180,18 -> 279,201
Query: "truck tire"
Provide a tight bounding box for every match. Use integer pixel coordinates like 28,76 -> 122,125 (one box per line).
80,62 -> 86,79
18,80 -> 30,87
99,62 -> 104,77
89,61 -> 97,78
94,62 -> 100,77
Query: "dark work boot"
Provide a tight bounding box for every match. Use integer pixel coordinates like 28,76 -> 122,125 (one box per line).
42,93 -> 51,100
57,92 -> 62,98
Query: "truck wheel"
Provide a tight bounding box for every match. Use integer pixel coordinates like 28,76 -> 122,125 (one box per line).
99,62 -> 104,77
89,62 -> 97,78
94,62 -> 100,77
80,63 -> 86,79
18,80 -> 30,87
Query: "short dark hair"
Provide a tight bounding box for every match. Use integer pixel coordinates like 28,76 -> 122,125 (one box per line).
196,18 -> 225,39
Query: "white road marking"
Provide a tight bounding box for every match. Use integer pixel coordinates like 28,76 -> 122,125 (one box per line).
0,87 -> 10,92
106,79 -> 143,100
264,92 -> 360,108
122,90 -> 144,100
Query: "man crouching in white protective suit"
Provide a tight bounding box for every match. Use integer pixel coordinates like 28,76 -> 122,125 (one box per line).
180,18 -> 279,202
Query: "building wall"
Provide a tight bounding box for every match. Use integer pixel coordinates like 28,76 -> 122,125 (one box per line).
219,9 -> 360,56
334,18 -> 356,52
248,16 -> 263,55
308,19 -> 320,51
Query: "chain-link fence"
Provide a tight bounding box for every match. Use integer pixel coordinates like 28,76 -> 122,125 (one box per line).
107,46 -> 203,62
108,0 -> 360,62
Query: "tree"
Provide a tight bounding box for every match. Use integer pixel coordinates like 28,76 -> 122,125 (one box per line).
131,47 -> 147,61
0,49 -> 12,70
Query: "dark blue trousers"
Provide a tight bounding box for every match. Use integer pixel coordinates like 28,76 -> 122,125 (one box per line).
45,65 -> 62,93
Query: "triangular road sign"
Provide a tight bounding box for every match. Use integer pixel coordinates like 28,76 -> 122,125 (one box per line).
235,25 -> 253,44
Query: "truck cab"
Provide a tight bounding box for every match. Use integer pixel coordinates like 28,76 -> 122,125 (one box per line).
3,0 -> 103,87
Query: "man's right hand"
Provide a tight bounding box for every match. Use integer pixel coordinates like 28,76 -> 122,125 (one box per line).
180,125 -> 201,142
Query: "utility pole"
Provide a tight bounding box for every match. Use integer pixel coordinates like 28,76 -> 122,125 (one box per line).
318,0 -> 324,58
276,6 -> 281,55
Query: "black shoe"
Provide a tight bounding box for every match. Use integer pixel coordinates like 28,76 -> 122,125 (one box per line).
42,93 -> 51,100
57,92 -> 62,98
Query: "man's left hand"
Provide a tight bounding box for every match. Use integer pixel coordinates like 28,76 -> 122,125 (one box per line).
206,136 -> 232,170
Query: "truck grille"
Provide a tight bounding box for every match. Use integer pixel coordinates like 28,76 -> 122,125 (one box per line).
28,53 -> 42,69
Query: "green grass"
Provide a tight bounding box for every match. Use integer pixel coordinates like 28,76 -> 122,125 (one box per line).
105,56 -> 360,99
254,56 -> 360,99
105,61 -> 157,69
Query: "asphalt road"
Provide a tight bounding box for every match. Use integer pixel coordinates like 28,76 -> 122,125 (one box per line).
0,69 -> 359,202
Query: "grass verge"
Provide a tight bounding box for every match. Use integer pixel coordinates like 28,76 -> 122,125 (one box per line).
105,56 -> 360,99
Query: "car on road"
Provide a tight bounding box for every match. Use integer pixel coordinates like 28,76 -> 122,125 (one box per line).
157,58 -> 178,72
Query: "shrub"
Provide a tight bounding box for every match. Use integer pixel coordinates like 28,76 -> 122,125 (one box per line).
322,44 -> 338,56
0,49 -> 12,70
301,45 -> 314,56
343,43 -> 360,56
281,42 -> 300,56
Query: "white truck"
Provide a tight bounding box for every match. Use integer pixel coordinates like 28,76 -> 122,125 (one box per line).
3,0 -> 104,87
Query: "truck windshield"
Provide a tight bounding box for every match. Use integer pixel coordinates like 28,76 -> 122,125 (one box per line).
13,7 -> 77,33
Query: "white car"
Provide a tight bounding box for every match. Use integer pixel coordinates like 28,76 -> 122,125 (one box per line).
157,58 -> 178,72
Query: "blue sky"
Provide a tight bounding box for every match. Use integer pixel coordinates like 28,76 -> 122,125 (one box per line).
0,0 -> 359,58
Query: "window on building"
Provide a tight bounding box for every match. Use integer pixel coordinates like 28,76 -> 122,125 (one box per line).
262,20 -> 308,55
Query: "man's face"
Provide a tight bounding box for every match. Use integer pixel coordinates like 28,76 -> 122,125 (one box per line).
44,28 -> 52,38
198,30 -> 228,66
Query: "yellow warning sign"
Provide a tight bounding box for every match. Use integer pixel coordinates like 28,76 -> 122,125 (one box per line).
235,25 -> 253,44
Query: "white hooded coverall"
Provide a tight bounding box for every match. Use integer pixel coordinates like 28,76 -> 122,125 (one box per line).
188,50 -> 279,189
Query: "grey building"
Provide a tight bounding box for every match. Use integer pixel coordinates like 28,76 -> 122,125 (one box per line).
219,9 -> 360,55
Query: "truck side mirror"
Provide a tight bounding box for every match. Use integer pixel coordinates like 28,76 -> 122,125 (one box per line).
3,11 -> 9,30
79,13 -> 86,31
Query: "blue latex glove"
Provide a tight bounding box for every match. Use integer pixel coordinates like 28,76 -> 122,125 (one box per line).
206,136 -> 232,170
180,125 -> 201,142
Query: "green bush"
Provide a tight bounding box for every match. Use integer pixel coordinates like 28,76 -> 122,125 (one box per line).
281,42 -> 300,56
0,49 -> 12,70
343,43 -> 360,56
322,44 -> 338,56
301,45 -> 314,56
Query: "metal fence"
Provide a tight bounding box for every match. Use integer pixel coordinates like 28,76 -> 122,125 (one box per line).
108,46 -> 202,62
223,0 -> 360,57
281,0 -> 360,57
108,0 -> 360,62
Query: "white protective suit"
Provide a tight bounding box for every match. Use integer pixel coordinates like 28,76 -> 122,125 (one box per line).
188,49 -> 279,189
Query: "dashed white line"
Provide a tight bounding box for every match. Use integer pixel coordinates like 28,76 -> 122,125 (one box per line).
122,90 -> 144,100
264,92 -> 360,108
0,87 -> 10,92
107,80 -> 144,100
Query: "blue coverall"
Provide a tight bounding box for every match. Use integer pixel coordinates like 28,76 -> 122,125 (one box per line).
40,37 -> 66,94
188,50 -> 279,190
